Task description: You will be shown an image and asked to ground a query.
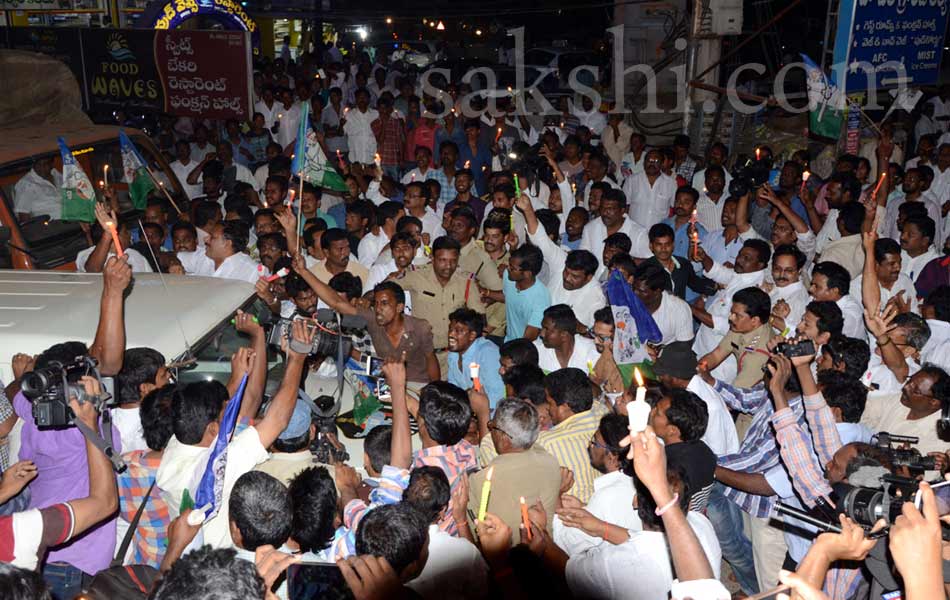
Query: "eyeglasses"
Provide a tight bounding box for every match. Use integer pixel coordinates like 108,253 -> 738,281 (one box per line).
487,420 -> 511,438
588,437 -> 612,452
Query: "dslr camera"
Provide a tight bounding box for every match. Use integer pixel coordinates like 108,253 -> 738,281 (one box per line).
833,472 -> 919,528
21,356 -> 110,428
267,310 -> 368,357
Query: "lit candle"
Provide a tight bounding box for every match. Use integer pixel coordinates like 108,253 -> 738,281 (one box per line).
266,267 -> 289,282
689,209 -> 699,257
800,171 -> 810,197
103,164 -> 109,184
755,147 -> 761,161
374,152 -> 382,171
336,149 -> 345,170
410,172 -> 416,182
98,179 -> 105,189
520,496 -> 532,541
469,362 -> 481,392
628,367 -> 650,434
476,466 -> 494,521
105,221 -> 124,257
286,188 -> 295,207
872,172 -> 887,197
463,160 -> 471,169
495,127 -> 503,143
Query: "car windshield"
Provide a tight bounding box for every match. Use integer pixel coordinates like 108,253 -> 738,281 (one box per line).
0,135 -> 176,269
174,298 -> 287,398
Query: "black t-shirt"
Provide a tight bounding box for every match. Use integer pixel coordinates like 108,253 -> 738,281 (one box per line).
665,440 -> 717,512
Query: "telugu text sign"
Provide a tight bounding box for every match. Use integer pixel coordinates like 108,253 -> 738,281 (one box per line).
154,30 -> 252,120
833,0 -> 950,91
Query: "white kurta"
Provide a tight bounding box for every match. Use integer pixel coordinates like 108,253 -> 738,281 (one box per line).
622,172 -> 676,229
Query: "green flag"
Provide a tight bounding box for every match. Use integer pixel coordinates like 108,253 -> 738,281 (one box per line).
58,137 -> 96,222
301,130 -> 348,193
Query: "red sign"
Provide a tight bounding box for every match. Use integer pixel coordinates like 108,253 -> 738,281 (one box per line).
154,30 -> 252,120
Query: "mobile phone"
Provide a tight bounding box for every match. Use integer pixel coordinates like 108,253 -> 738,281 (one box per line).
287,561 -> 349,600
363,355 -> 385,377
747,585 -> 791,600
375,379 -> 391,401
915,480 -> 950,515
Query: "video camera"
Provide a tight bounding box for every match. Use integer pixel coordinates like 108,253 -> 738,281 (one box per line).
21,356 -> 112,428
266,310 -> 368,357
307,393 -> 349,465
728,156 -> 773,198
874,432 -> 936,472
833,473 -> 920,528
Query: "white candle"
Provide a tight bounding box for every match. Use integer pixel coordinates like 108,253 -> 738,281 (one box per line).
628,367 -> 650,434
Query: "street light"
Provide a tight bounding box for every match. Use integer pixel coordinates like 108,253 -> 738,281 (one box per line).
385,17 -> 392,24
436,20 -> 445,30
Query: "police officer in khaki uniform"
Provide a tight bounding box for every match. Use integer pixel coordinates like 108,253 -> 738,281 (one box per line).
397,235 -> 487,374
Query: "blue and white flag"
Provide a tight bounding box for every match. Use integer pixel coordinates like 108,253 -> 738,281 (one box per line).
119,130 -> 153,209
58,137 -> 97,222
193,373 -> 248,521
604,270 -> 661,364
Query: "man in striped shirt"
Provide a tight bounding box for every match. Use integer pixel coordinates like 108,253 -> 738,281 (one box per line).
538,367 -> 610,503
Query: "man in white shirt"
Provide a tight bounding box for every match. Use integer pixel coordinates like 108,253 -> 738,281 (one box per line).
571,96 -> 606,137
900,214 -> 941,282
631,263 -> 694,346
849,237 -> 920,314
860,366 -> 950,455
76,219 -> 153,273
13,156 -> 63,221
694,165 -> 729,232
275,88 -> 302,151
690,142 -> 733,191
157,323 -> 310,549
254,86 -> 281,130
623,149 -> 676,229
343,88 -> 379,165
533,304 -> 601,372
401,146 -> 436,185
548,250 -> 607,330
579,189 -> 650,260
768,245 -> 810,336
810,260 -> 868,342
581,153 -> 622,205
357,201 -> 400,268
200,221 -> 266,283
553,413 -> 640,556
691,239 -> 770,382
882,168 -> 945,247
169,141 -> 204,200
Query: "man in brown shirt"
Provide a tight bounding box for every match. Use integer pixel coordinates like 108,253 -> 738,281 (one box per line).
292,255 -> 439,382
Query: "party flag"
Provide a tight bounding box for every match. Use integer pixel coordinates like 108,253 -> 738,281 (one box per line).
193,374 -> 248,521
58,137 -> 97,222
119,130 -> 154,210
604,270 -> 661,364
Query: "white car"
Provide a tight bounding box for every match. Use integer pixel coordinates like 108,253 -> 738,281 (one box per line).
0,270 -> 416,469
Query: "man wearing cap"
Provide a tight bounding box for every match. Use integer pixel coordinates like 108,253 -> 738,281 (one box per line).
652,341 -> 739,457
255,393 -> 336,488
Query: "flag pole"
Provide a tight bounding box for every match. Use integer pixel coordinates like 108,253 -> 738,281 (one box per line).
144,166 -> 184,216
296,171 -> 305,256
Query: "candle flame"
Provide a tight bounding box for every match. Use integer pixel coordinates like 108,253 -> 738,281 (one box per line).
464,160 -> 471,169
634,367 -> 644,387
519,496 -> 526,505
802,171 -> 811,181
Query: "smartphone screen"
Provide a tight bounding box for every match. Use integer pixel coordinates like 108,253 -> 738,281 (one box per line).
916,480 -> 950,515
364,355 -> 385,377
287,561 -> 350,600
376,379 -> 391,400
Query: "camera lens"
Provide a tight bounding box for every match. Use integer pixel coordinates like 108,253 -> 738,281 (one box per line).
21,370 -> 51,399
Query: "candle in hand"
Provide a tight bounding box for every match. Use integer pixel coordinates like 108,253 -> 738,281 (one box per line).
755,147 -> 761,161
495,127 -> 503,143
872,172 -> 887,197
477,466 -> 494,521
628,367 -> 650,434
513,174 -> 521,197
800,171 -> 810,197
105,221 -> 124,258
469,362 -> 481,392
520,496 -> 532,541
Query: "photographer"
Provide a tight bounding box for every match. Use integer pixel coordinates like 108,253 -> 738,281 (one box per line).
768,350 -> 889,596
291,253 -> 440,383
9,255 -> 130,597
0,376 -> 118,572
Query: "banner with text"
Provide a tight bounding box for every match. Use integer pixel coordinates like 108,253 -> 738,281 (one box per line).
832,0 -> 950,92
0,27 -> 251,119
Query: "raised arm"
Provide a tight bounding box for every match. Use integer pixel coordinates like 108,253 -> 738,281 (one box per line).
764,184 -> 809,234
734,190 -> 754,235
381,359 -> 411,469
89,255 -> 131,376
254,319 -> 314,447
289,253 -> 358,315
865,303 -> 910,383
230,311 -> 269,423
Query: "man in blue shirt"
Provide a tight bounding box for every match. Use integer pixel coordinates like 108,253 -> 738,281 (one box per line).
446,307 -> 505,409
492,244 -> 551,343
662,186 -> 708,303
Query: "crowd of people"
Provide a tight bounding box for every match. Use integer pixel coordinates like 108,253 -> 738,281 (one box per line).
5,41 -> 950,600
